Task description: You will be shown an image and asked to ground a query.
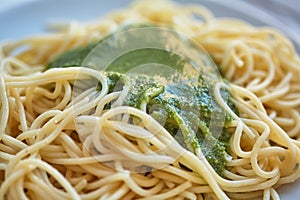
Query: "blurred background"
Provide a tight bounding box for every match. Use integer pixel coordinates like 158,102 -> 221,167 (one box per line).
250,0 -> 300,34
1,0 -> 299,32
1,0 -> 299,39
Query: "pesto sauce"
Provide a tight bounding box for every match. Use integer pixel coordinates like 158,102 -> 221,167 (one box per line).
46,24 -> 238,176
107,48 -> 187,74
104,71 -> 234,175
48,42 -> 98,69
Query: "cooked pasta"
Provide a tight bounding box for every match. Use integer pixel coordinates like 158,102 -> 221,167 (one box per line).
1,0 -> 300,200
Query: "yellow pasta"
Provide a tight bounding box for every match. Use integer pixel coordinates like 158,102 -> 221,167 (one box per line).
1,0 -> 300,199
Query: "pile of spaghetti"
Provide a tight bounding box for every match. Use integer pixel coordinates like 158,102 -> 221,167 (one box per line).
1,0 -> 300,199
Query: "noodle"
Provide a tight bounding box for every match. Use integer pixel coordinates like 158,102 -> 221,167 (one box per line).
1,0 -> 300,199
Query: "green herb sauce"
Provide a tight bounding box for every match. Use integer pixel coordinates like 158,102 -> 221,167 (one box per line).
46,25 -> 238,176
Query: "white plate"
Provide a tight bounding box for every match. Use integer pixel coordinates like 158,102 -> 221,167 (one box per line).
0,0 -> 299,199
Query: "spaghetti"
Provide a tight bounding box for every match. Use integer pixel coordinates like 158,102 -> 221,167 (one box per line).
1,0 -> 300,199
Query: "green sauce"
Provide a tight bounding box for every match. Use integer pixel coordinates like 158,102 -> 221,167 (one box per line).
46,25 -> 238,176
